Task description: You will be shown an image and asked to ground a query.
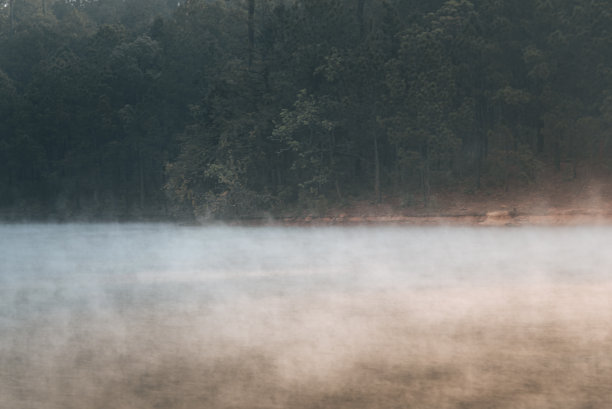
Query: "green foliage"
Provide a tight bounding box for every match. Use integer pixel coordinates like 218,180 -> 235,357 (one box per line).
484,126 -> 541,188
272,90 -> 338,199
2,0 -> 612,219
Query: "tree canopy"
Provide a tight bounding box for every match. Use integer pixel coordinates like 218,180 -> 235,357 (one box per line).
2,0 -> 612,219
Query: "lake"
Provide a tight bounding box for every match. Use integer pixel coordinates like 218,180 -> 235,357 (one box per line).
1,223 -> 612,408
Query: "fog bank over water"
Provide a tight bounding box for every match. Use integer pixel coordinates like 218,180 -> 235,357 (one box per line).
2,224 -> 612,408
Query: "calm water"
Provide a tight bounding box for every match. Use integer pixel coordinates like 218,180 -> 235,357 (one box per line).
2,224 -> 612,408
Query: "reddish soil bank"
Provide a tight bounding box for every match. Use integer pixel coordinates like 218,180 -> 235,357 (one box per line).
268,210 -> 612,227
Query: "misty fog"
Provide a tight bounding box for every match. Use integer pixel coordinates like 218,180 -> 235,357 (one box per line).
2,224 -> 612,408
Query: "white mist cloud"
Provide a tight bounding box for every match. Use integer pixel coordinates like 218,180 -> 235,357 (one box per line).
2,224 -> 612,408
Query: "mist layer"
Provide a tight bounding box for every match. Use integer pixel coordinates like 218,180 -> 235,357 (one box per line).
1,224 -> 612,408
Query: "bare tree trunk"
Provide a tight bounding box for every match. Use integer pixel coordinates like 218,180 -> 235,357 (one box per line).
423,160 -> 430,206
42,0 -> 46,15
504,147 -> 509,192
93,135 -> 100,211
422,144 -> 431,206
138,148 -> 145,210
570,135 -> 577,179
554,139 -> 561,171
9,0 -> 15,32
330,132 -> 341,200
476,150 -> 482,190
357,0 -> 365,39
374,132 -> 381,204
247,0 -> 254,69
476,102 -> 485,190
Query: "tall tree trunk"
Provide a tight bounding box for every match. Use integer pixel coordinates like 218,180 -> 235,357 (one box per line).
42,0 -> 46,15
9,0 -> 15,33
247,0 -> 255,69
423,159 -> 430,206
504,146 -> 510,192
476,143 -> 482,190
570,135 -> 577,179
330,131 -> 341,200
476,100 -> 486,190
422,144 -> 430,206
536,130 -> 544,154
138,147 -> 145,210
93,135 -> 100,211
357,0 -> 365,39
374,131 -> 381,204
553,139 -> 561,171
476,130 -> 487,190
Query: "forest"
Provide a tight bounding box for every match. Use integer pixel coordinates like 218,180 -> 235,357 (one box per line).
1,0 -> 612,220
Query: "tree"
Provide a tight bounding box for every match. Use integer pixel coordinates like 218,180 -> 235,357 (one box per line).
382,5 -> 464,205
272,90 -> 339,204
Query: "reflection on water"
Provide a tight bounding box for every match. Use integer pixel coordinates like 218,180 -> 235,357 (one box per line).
1,224 -> 612,408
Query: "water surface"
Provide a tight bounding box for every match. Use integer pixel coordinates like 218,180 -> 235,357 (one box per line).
1,224 -> 612,408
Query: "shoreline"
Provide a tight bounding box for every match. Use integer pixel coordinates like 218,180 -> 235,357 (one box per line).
2,209 -> 612,227
232,209 -> 612,227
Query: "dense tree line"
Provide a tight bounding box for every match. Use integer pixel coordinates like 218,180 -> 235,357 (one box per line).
2,0 -> 612,219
